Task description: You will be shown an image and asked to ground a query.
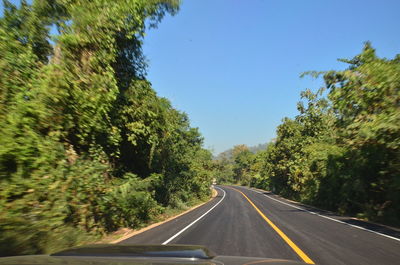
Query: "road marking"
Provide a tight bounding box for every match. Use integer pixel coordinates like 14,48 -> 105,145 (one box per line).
162,186 -> 226,245
231,187 -> 315,264
251,189 -> 400,243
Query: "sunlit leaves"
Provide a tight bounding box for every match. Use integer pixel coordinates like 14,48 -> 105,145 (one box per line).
0,0 -> 213,256
242,43 -> 400,225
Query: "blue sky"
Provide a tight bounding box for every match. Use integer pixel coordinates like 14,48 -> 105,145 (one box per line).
2,1 -> 400,154
143,0 -> 400,154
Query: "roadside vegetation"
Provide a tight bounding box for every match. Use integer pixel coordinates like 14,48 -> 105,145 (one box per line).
0,0 -> 214,256
215,44 -> 400,227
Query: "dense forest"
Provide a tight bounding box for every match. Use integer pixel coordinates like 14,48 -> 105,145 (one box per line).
1,0 -> 399,258
0,0 -> 214,256
215,44 -> 400,226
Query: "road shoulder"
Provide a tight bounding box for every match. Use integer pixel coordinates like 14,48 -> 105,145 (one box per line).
100,187 -> 218,244
241,185 -> 400,241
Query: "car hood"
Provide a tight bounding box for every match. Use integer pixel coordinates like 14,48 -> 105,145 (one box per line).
0,244 -> 306,265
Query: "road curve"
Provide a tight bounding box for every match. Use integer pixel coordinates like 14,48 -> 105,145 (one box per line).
120,185 -> 400,265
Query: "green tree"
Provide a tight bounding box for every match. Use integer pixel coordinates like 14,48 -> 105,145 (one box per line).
1,0 -> 215,256
231,145 -> 254,185
246,43 -> 400,226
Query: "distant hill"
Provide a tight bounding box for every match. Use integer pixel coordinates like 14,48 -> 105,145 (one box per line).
248,143 -> 267,153
215,143 -> 267,160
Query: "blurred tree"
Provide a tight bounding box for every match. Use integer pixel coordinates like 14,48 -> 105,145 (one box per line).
1,0 -> 215,256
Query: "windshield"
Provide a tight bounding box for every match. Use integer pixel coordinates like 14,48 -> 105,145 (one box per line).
0,1 -> 399,265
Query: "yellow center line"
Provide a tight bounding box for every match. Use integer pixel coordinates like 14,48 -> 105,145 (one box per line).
231,187 -> 315,264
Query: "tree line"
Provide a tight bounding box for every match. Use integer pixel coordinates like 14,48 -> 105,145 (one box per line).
215,44 -> 400,227
0,0 -> 214,256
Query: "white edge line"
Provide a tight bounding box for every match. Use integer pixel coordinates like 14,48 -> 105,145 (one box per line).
251,188 -> 400,242
162,186 -> 226,245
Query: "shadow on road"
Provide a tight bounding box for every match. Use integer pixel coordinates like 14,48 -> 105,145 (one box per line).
341,218 -> 400,239
262,191 -> 274,195
266,192 -> 400,240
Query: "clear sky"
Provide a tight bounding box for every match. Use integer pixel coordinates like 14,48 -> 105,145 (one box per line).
143,0 -> 400,154
1,0 -> 399,154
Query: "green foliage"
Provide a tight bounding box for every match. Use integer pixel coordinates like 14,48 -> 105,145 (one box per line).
213,144 -> 254,185
231,145 -> 254,185
213,156 -> 235,184
218,43 -> 400,226
1,0 -> 213,256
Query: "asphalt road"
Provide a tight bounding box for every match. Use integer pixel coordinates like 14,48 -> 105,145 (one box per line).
120,186 -> 400,265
